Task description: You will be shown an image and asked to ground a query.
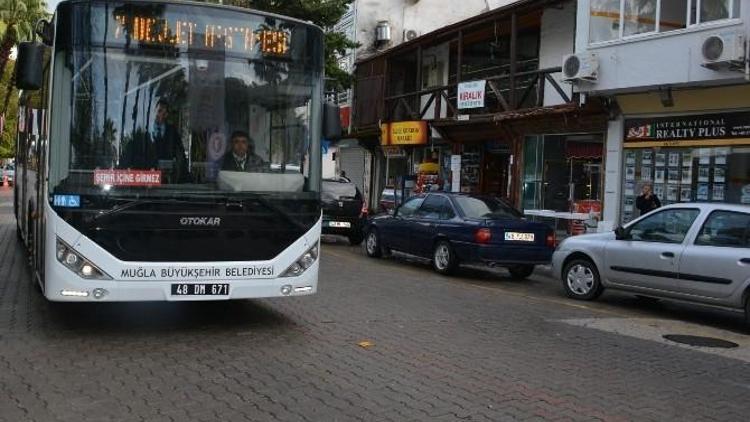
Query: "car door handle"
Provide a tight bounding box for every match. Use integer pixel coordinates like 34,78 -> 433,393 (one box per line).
740,258 -> 750,266
661,252 -> 675,258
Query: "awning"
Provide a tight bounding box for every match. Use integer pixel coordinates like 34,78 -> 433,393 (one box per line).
565,141 -> 603,159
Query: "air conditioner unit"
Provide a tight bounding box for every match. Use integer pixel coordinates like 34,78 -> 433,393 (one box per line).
561,52 -> 598,83
701,31 -> 745,70
404,29 -> 419,42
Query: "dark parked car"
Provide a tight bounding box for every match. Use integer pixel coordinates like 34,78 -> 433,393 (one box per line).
364,193 -> 555,278
322,177 -> 367,245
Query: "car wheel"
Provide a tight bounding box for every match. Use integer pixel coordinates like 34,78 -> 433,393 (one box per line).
348,232 -> 364,246
432,240 -> 458,275
562,259 -> 603,300
744,296 -> 750,333
365,228 -> 382,258
508,265 -> 535,279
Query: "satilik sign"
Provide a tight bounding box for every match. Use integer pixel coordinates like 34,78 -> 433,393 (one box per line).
457,80 -> 486,109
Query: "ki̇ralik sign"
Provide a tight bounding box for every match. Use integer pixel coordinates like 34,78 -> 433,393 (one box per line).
624,111 -> 750,147
457,80 -> 486,109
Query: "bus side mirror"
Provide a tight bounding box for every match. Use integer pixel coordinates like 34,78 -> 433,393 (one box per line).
323,102 -> 342,140
15,42 -> 44,91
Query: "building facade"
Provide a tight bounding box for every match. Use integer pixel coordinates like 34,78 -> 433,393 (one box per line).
332,0 -> 526,208
572,0 -> 750,231
350,0 -> 610,224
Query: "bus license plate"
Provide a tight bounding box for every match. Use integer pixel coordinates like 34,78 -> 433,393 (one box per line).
505,232 -> 535,242
171,283 -> 229,296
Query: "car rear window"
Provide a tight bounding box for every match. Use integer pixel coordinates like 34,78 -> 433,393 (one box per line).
454,196 -> 522,219
322,180 -> 359,201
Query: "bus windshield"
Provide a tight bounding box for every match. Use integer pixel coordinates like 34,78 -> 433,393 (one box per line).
49,1 -> 324,200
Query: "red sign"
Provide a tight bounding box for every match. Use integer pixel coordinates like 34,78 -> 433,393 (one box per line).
94,169 -> 162,186
339,106 -> 351,129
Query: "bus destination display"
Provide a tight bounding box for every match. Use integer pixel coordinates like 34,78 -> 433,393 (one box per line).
112,13 -> 290,56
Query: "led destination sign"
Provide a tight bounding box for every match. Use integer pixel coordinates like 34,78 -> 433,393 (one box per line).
111,13 -> 290,56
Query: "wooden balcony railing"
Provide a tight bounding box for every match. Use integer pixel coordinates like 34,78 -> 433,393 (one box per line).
354,67 -> 572,129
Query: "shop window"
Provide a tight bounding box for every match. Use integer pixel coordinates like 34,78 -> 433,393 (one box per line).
521,135 -> 604,213
620,146 -> 750,224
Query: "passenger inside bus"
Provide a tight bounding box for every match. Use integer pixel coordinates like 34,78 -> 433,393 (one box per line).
119,99 -> 190,183
220,131 -> 269,173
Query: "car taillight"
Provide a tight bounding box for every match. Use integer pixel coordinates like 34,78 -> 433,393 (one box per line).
546,232 -> 556,248
360,202 -> 368,218
475,228 -> 492,244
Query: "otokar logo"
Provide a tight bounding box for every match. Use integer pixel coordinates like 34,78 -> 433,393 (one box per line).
179,217 -> 221,227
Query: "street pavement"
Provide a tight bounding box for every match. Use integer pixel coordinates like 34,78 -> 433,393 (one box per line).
1,186 -> 750,421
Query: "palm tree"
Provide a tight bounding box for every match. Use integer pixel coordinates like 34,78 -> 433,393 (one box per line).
0,0 -> 47,115
0,0 -> 48,79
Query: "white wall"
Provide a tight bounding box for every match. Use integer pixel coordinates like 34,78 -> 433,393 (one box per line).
539,1 -> 576,106
575,0 -> 749,95
600,117 -> 624,232
353,0 -> 522,58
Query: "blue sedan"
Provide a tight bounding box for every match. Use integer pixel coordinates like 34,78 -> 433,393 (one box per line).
364,193 -> 556,278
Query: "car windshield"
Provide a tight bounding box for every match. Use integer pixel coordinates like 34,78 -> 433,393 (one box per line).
454,196 -> 523,219
48,1 -> 323,201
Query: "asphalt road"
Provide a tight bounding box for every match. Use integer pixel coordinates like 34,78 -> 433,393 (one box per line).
2,186 -> 750,421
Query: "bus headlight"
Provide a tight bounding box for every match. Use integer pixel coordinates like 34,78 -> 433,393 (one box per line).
56,238 -> 112,280
280,244 -> 319,278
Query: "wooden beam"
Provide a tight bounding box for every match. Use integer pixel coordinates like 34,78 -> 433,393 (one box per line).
487,80 -> 511,112
456,30 -> 463,84
509,12 -> 517,109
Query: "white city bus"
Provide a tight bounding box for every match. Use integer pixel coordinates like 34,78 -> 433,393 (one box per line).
14,0 -> 339,301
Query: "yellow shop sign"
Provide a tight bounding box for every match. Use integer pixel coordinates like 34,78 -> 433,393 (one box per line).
381,121 -> 428,146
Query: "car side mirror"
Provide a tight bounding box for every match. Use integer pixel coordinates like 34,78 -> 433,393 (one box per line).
322,102 -> 342,140
614,226 -> 629,240
15,42 -> 45,91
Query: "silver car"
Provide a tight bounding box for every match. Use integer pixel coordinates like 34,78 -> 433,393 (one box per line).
552,203 -> 750,325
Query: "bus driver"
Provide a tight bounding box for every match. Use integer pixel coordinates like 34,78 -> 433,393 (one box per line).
221,131 -> 268,172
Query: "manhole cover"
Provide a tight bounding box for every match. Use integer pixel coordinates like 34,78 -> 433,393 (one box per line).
663,334 -> 739,349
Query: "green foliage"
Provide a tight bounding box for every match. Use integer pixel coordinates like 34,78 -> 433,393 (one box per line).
0,63 -> 17,158
0,0 -> 49,157
213,0 -> 359,91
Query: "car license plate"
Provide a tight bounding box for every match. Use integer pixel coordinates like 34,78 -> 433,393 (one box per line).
171,283 -> 229,296
328,221 -> 351,228
505,232 -> 535,242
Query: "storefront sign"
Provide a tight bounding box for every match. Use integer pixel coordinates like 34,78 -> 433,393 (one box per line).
381,121 -> 428,146
94,169 -> 162,186
457,80 -> 486,109
625,112 -> 750,147
382,146 -> 406,158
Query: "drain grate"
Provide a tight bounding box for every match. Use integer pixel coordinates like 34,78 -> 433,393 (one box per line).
663,334 -> 739,349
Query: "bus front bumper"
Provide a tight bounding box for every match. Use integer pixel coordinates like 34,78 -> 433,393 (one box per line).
44,262 -> 319,302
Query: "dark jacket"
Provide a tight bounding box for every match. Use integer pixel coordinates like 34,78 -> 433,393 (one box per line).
220,152 -> 268,172
121,124 -> 190,182
636,193 -> 661,216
